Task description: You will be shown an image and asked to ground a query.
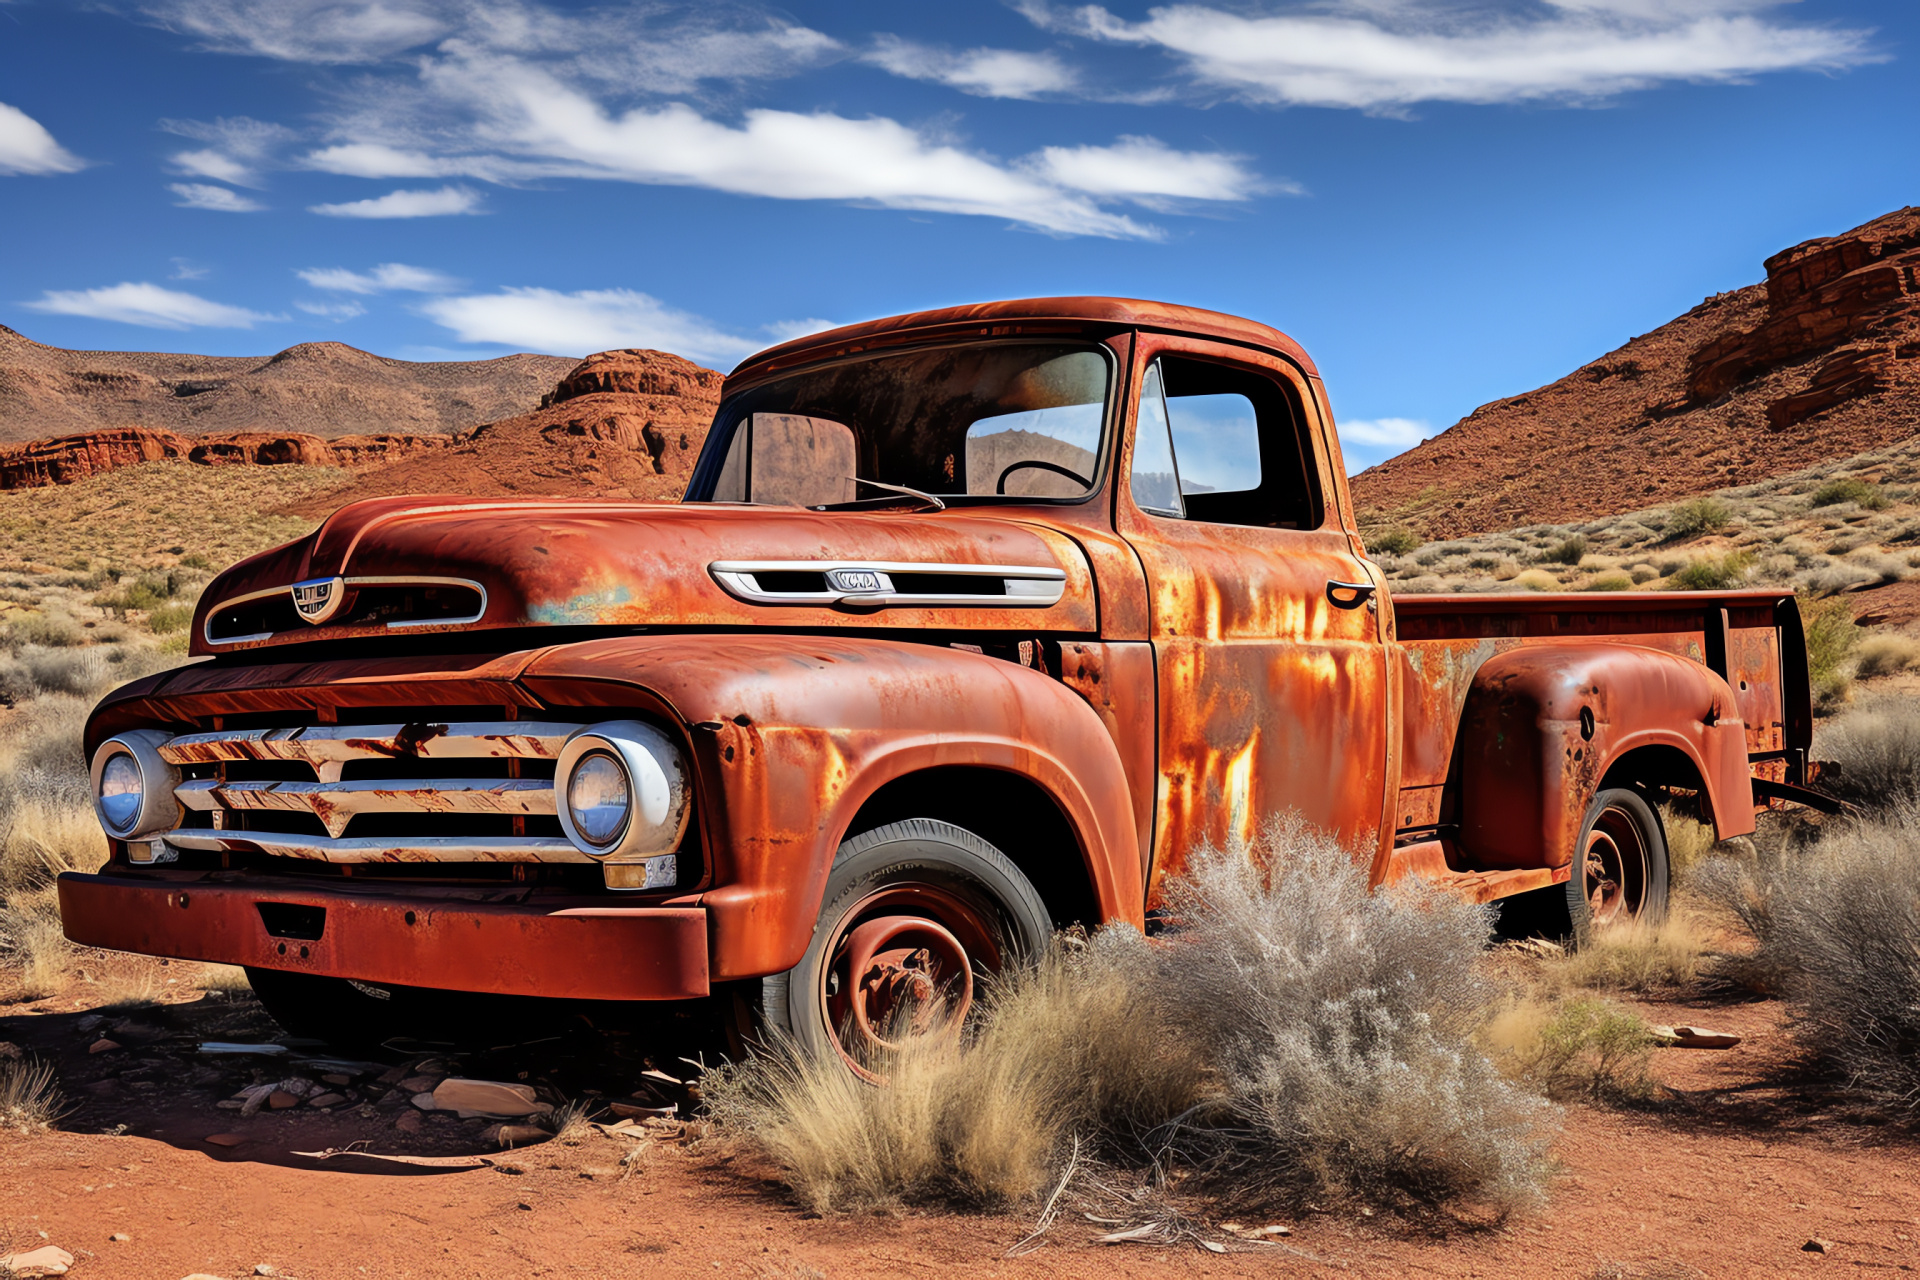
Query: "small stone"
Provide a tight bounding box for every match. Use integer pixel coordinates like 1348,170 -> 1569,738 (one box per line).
215,1099 -> 245,1111
267,1091 -> 300,1110
430,1078 -> 548,1117
306,1092 -> 345,1108
108,1234 -> 131,1243
411,1092 -> 438,1111
1804,1239 -> 1832,1254
394,1111 -> 423,1133
88,1038 -> 122,1055
396,1075 -> 439,1094
204,1133 -> 245,1148
376,1065 -> 408,1086
77,1014 -> 105,1032
0,1244 -> 74,1275
495,1124 -> 549,1148
254,1266 -> 277,1276
321,1073 -> 351,1086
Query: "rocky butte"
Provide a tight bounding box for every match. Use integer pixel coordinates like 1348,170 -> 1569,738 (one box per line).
1352,206 -> 1920,539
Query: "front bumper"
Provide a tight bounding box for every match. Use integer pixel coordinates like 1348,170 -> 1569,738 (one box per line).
58,869 -> 709,1001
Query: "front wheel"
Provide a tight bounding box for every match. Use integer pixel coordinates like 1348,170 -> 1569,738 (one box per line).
1566,787 -> 1670,938
759,819 -> 1052,1078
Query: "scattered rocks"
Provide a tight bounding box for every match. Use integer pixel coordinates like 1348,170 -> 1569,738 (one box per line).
396,1075 -> 439,1094
1652,1025 -> 1743,1050
487,1123 -> 550,1148
321,1073 -> 352,1086
1804,1239 -> 1833,1254
204,1133 -> 246,1148
394,1111 -> 423,1133
254,1265 -> 278,1276
0,1245 -> 74,1276
76,1015 -> 105,1033
87,1039 -> 121,1055
410,1092 -> 438,1111
306,1092 -> 346,1109
267,1090 -> 300,1110
108,1234 -> 130,1243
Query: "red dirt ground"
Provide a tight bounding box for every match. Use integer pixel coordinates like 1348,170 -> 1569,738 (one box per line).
2,979 -> 1914,1280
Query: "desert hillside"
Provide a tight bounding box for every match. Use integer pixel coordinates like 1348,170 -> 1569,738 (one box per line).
0,324 -> 575,444
1353,207 -> 1920,539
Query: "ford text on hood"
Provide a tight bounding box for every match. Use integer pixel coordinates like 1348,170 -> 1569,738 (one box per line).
60,297 -> 1821,1072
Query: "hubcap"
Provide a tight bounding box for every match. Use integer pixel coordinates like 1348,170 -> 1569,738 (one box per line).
819,884 -> 996,1079
1583,806 -> 1649,926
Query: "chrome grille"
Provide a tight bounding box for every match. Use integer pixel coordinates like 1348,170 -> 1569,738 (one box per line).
152,721 -> 588,864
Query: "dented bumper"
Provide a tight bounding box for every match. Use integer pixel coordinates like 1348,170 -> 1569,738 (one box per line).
57,869 -> 710,1001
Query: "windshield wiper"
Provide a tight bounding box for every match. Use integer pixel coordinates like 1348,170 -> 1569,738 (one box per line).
810,477 -> 947,514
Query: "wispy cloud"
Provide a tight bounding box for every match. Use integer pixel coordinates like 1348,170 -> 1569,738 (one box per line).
169,258 -> 210,280
310,185 -> 482,217
25,282 -> 282,329
162,115 -> 298,186
169,182 -> 266,211
298,262 -> 461,293
140,0 -> 1250,239
863,35 -> 1077,99
0,101 -> 85,175
1026,135 -> 1271,206
1020,0 -> 1879,110
296,299 -> 369,320
419,287 -> 764,365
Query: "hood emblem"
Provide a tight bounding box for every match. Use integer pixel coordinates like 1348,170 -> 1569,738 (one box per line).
290,577 -> 346,625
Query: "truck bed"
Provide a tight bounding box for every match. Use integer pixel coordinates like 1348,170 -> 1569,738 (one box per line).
1389,588 -> 1808,849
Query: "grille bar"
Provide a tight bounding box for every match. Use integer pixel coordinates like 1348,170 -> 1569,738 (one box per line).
160,829 -> 588,864
159,722 -> 575,778
177,777 -> 556,838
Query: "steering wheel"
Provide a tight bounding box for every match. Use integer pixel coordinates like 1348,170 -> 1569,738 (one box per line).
995,459 -> 1092,495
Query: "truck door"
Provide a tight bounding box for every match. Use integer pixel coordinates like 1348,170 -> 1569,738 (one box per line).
1115,337 -> 1392,901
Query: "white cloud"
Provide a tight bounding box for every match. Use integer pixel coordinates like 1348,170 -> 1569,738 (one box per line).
169,258 -> 210,280
0,101 -> 84,175
298,262 -> 460,293
863,35 -> 1077,98
169,182 -> 266,211
162,116 -> 298,186
25,282 -> 282,330
762,317 -> 840,344
296,300 -> 369,319
420,288 -> 761,365
142,0 -> 451,63
1026,135 -> 1269,204
1340,417 -> 1432,449
310,185 -> 482,217
140,1 -> 1255,239
1022,1 -> 1879,109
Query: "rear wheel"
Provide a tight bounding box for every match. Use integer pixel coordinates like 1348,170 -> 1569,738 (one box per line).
760,818 -> 1052,1079
1566,787 -> 1670,938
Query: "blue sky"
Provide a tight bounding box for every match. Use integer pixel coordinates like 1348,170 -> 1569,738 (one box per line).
1,0 -> 1913,471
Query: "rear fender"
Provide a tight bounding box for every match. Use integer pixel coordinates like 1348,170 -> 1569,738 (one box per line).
520,635 -> 1142,981
1458,644 -> 1754,871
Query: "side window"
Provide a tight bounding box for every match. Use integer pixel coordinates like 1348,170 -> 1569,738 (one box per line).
709,414 -> 857,507
1129,362 -> 1183,517
1136,357 -> 1321,529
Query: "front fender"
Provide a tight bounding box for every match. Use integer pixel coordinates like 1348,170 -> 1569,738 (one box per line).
1458,644 -> 1754,871
520,635 -> 1143,981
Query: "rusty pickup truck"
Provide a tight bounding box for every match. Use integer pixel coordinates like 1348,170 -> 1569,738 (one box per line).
62,297 -> 1817,1062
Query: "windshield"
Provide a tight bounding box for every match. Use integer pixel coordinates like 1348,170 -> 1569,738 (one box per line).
690,341 -> 1112,507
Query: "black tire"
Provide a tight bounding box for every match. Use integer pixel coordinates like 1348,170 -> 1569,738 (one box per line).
244,967 -> 414,1047
760,818 -> 1052,1069
1566,787 -> 1670,939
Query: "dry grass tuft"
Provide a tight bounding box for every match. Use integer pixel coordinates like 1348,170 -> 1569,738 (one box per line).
1815,700 -> 1920,812
195,964 -> 252,993
1484,997 -> 1655,1103
711,817 -> 1556,1225
0,1056 -> 66,1132
1693,810 -> 1920,1116
1530,912 -> 1716,995
1854,634 -> 1920,679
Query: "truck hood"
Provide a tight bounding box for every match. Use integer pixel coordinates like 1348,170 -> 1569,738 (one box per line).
191,495 -> 1097,656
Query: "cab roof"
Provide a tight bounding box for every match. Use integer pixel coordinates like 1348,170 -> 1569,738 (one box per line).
725,296 -> 1320,389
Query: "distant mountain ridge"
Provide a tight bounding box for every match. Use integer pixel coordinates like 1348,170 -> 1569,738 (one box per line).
0,325 -> 576,445
1352,207 -> 1920,539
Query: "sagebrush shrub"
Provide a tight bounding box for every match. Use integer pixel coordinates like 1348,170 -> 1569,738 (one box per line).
1816,701 -> 1920,812
1665,497 -> 1732,540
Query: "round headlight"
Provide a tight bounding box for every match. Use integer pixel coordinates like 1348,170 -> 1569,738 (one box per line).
554,721 -> 690,862
89,729 -> 181,840
99,752 -> 145,836
566,751 -> 631,847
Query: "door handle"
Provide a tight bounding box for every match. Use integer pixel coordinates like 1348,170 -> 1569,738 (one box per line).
1326,579 -> 1377,610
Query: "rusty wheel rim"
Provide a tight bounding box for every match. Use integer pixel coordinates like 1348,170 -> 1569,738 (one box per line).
818,884 -> 995,1081
1583,805 -> 1649,926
